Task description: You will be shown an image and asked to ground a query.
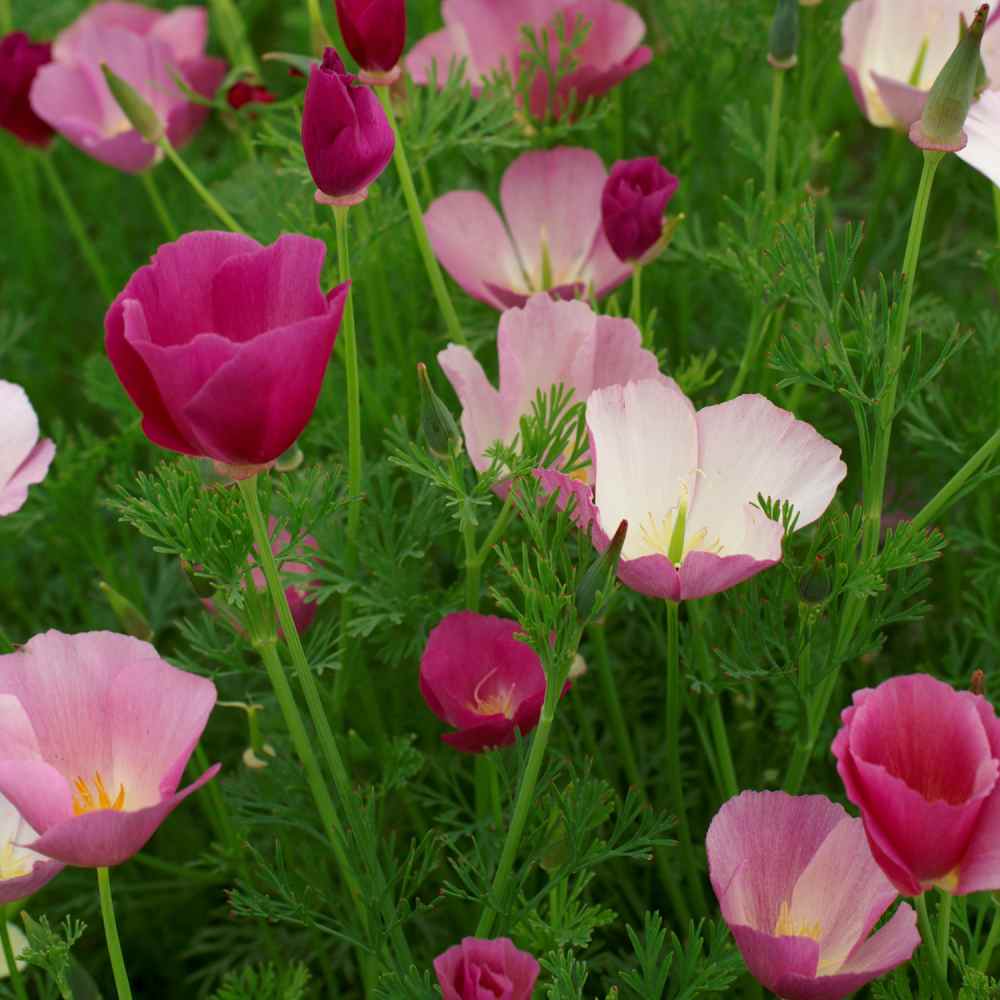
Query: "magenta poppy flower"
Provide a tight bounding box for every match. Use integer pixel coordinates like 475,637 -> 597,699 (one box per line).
0,381 -> 55,517
833,673 -> 1000,896
0,630 -> 218,868
434,937 -> 540,1000
105,231 -> 349,470
707,790 -> 920,1000
420,612 -> 559,753
601,157 -> 679,263
0,795 -> 64,902
407,0 -> 651,121
226,81 -> 276,110
301,47 -> 395,204
29,2 -> 226,173
439,293 -> 662,476
0,32 -> 54,147
425,147 -> 631,311
536,379 -> 846,601
335,0 -> 406,83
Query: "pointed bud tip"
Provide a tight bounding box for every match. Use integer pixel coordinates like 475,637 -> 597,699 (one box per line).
99,62 -> 164,143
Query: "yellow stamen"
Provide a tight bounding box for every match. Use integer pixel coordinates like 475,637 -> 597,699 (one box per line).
774,899 -> 822,941
72,772 -> 126,816
0,841 -> 29,880
468,669 -> 517,719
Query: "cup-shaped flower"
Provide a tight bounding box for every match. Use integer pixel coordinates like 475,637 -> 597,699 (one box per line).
0,32 -> 54,147
536,379 -> 846,601
407,0 -> 651,121
0,794 -> 63,903
833,673 -> 1000,895
433,937 -> 540,1000
335,0 -> 406,83
226,81 -> 276,110
420,612 -> 560,753
425,147 -> 631,311
105,231 -> 349,469
601,157 -> 679,263
301,47 -> 395,204
0,381 -> 55,517
707,790 -> 920,1000
0,630 -> 219,868
29,2 -> 226,173
439,293 -> 662,475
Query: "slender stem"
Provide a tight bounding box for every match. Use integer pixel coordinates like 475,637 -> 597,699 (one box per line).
475,493 -> 517,564
976,900 -> 1000,972
590,623 -> 641,791
97,868 -> 133,1000
375,86 -> 467,348
937,890 -> 953,981
629,265 -> 643,326
764,69 -> 785,203
993,184 -> 1000,244
36,153 -> 114,300
139,170 -> 178,242
706,699 -> 739,800
665,601 -> 708,913
463,516 -> 481,613
727,303 -> 768,399
916,892 -> 952,998
158,139 -> 246,233
911,425 -> 1000,531
306,0 -> 332,53
0,0 -> 10,33
0,911 -> 27,1000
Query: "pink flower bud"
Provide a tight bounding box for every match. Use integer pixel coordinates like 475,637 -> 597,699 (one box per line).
334,0 -> 406,83
226,80 -> 276,110
301,47 -> 395,204
0,32 -> 54,147
433,937 -> 539,1000
601,157 -> 679,263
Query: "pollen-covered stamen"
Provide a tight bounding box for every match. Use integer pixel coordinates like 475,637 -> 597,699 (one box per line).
638,476 -> 725,565
469,668 -> 518,719
0,840 -> 29,880
72,772 -> 126,816
773,899 -> 822,941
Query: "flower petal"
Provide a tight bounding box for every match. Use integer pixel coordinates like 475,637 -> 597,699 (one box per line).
958,90 -> 1000,188
438,345 -> 504,472
0,438 -> 56,517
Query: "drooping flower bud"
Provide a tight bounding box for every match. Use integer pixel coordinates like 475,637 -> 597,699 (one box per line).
334,0 -> 407,85
98,581 -> 154,641
226,81 -> 277,111
768,0 -> 800,70
301,47 -> 395,205
910,4 -> 989,152
0,32 -> 54,147
417,362 -> 462,461
601,158 -> 680,263
575,519 -> 627,621
99,62 -> 164,143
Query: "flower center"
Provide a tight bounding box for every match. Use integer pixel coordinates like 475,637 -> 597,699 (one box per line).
0,841 -> 29,881
72,772 -> 126,816
638,491 -> 724,566
773,899 -> 822,942
469,669 -> 517,719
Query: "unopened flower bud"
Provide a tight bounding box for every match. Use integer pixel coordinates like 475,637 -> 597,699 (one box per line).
768,0 -> 800,70
575,520 -> 627,622
417,362 -> 462,460
180,559 -> 217,599
972,669 -> 986,696
910,4 -> 989,152
99,62 -> 164,143
98,581 -> 153,640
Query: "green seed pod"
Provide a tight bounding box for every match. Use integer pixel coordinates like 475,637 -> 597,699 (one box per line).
99,63 -> 165,143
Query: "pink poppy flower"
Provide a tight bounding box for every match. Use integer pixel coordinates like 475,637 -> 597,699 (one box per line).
105,231 -> 349,470
0,795 -> 63,902
707,790 -> 920,1000
434,936 -> 540,1000
840,0 -> 1000,181
833,673 -> 1000,896
0,32 -> 54,147
536,379 -> 846,602
601,157 -> 679,263
0,630 -> 219,868
420,612 -> 559,753
438,293 -> 662,475
407,0 -> 651,121
0,380 -> 55,517
29,1 -> 226,173
335,0 -> 406,83
425,146 -> 631,311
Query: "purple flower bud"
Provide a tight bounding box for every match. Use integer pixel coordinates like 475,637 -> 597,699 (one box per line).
0,32 -> 54,148
301,47 -> 395,204
601,157 -> 680,263
334,0 -> 406,83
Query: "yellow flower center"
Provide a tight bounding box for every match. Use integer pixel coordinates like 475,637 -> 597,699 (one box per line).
774,899 -> 822,941
72,772 -> 126,816
468,669 -> 517,719
638,494 -> 723,566
0,841 -> 29,881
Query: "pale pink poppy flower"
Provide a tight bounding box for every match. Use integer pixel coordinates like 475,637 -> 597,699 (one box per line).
536,379 -> 846,601
707,790 -> 920,1000
0,794 -> 63,902
840,1 -> 1000,180
0,380 -> 55,517
29,2 -> 226,173
425,146 -> 631,311
0,630 -> 219,868
407,0 -> 650,121
438,293 -> 661,474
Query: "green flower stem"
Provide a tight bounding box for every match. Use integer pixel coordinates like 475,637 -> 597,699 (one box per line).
375,86 -> 468,348
475,755 -> 502,829
305,0 -> 333,53
993,184 -> 1000,243
916,892 -> 952,998
764,69 -> 785,203
629,265 -> 643,326
158,139 -> 246,234
0,909 -> 26,1000
476,492 -> 517,565
911,425 -> 1000,531
976,899 -> 1000,971
139,170 -> 178,242
97,867 -> 133,1000
237,476 -> 410,966
590,623 -> 641,791
938,890 -> 953,981
36,152 -> 114,301
0,0 -> 10,33
727,302 -> 769,399
463,515 -> 482,612
665,600 -> 708,913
